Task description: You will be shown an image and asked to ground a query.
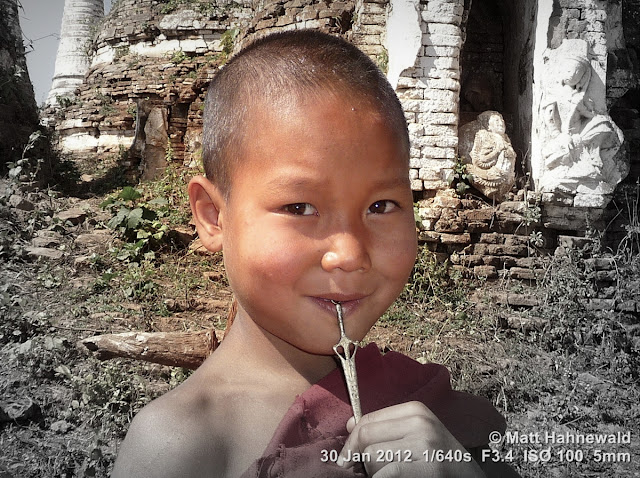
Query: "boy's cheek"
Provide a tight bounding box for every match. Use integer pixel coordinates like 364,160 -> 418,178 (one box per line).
382,228 -> 418,274
225,241 -> 303,287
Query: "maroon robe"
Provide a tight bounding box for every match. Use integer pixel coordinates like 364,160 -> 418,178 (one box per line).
241,343 -> 505,477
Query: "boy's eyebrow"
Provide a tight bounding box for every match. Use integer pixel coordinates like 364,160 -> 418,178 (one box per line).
265,174 -> 410,191
265,175 -> 320,190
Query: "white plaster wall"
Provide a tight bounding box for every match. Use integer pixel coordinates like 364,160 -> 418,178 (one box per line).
59,131 -> 134,153
92,34 -> 225,68
386,0 -> 421,90
530,0 -> 553,191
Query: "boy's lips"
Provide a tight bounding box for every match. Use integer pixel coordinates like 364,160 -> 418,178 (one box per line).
309,295 -> 366,318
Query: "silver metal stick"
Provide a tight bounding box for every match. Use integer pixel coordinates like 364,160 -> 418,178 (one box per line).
332,301 -> 362,423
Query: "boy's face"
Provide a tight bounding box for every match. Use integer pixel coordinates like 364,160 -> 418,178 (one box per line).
213,94 -> 417,355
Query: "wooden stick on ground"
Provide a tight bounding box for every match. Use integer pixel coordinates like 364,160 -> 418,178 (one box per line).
80,329 -> 219,369
80,297 -> 238,369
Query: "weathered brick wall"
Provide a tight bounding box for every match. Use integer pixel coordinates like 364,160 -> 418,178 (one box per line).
605,0 -> 640,252
47,0 -> 252,170
54,53 -> 218,163
548,0 -> 608,58
94,0 -> 251,63
398,0 -> 463,193
416,190 -> 549,279
236,0 -> 358,52
351,0 -> 387,59
460,0 -> 504,114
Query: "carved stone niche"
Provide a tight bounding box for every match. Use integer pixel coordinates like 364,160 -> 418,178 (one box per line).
138,106 -> 169,181
537,39 -> 628,208
459,111 -> 517,202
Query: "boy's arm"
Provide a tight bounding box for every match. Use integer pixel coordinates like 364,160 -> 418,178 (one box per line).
111,397 -> 220,478
337,401 -> 513,478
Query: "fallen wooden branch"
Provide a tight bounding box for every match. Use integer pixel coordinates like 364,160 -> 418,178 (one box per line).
80,329 -> 220,369
80,298 -> 237,369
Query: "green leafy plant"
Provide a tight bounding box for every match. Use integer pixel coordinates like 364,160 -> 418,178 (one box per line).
55,360 -> 152,432
100,186 -> 170,262
221,28 -> 239,58
160,0 -> 181,14
522,202 -> 541,227
617,179 -> 640,262
119,261 -> 159,299
126,103 -> 137,118
169,49 -> 188,64
115,45 -> 130,60
55,95 -> 75,109
165,138 -> 175,163
403,247 -> 467,310
381,247 -> 472,335
198,1 -> 216,15
376,48 -> 389,75
6,130 -> 45,182
446,157 -> 473,196
528,230 -> 544,248
126,52 -> 142,68
96,90 -> 117,116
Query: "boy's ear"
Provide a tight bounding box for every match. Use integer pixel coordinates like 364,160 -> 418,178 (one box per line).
188,175 -> 225,252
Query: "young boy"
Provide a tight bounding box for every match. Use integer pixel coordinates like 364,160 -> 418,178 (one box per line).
112,30 -> 516,477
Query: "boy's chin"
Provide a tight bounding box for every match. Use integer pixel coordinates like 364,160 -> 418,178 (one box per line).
295,343 -> 340,357
289,338 -> 347,358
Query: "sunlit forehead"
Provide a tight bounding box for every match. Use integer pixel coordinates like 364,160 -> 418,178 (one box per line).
263,164 -> 410,196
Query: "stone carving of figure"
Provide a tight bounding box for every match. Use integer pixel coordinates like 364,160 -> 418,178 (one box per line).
538,40 -> 626,204
458,111 -> 516,201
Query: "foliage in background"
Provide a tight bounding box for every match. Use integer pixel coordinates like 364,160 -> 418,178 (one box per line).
217,27 -> 239,64
6,130 -> 45,182
100,186 -> 169,262
446,156 -> 473,196
169,49 -> 188,64
380,246 -> 474,339
617,180 -> 640,262
5,129 -> 78,189
376,48 -> 389,74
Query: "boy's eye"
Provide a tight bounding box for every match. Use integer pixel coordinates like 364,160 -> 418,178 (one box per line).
368,200 -> 398,214
283,203 -> 318,216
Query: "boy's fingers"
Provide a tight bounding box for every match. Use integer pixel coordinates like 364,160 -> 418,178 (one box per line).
360,401 -> 432,424
341,402 -> 435,455
346,416 -> 356,433
345,401 -> 432,434
340,419 -> 407,466
339,416 -> 441,468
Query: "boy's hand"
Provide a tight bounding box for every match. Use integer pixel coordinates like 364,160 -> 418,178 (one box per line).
338,401 -> 485,477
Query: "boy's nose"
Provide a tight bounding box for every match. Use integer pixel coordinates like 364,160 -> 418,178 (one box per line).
321,230 -> 372,273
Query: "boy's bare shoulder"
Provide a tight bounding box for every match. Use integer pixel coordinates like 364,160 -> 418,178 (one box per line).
111,370 -> 228,478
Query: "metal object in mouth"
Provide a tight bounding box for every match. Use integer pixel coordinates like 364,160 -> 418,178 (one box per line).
331,300 -> 362,424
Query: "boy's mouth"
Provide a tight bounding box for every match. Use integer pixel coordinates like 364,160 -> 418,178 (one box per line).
310,295 -> 365,317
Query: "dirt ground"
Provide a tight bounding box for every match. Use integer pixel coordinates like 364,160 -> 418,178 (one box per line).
1,175 -> 639,477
